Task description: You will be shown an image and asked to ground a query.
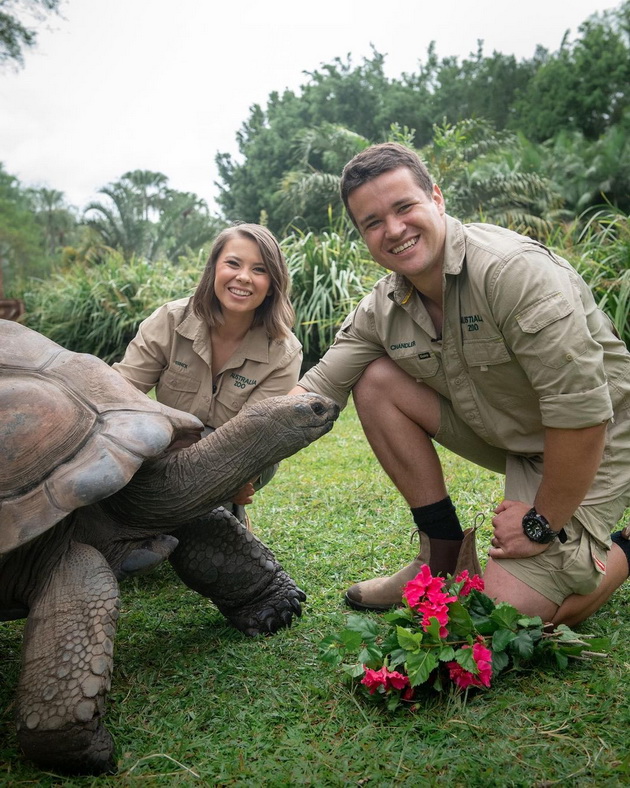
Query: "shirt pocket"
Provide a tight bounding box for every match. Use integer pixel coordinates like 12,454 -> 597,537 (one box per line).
389,347 -> 440,380
157,369 -> 202,411
462,337 -> 511,370
214,373 -> 252,416
515,292 -> 587,369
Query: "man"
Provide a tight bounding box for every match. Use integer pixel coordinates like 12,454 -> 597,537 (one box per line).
291,142 -> 630,626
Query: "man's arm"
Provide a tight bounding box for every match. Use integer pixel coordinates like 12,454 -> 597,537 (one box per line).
489,422 -> 608,559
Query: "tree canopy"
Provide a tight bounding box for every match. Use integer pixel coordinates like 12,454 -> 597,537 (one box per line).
0,0 -> 60,67
215,2 -> 630,235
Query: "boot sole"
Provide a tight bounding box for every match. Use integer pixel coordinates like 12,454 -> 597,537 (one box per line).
344,593 -> 398,612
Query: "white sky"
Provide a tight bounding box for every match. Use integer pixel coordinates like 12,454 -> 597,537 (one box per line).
0,0 -> 618,214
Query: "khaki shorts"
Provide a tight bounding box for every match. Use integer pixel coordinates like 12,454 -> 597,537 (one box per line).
435,397 -> 630,605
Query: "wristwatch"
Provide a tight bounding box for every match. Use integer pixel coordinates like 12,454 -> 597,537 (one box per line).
522,507 -> 567,544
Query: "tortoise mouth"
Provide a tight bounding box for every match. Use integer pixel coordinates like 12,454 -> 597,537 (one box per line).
0,373 -> 96,498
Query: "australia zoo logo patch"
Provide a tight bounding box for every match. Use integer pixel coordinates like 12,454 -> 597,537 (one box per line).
231,372 -> 256,389
461,315 -> 484,332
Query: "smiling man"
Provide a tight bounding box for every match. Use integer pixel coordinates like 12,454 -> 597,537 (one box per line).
291,142 -> 630,626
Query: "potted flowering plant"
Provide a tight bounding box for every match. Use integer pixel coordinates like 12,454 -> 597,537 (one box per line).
319,567 -> 609,709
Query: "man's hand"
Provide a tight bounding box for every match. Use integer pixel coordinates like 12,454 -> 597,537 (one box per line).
232,482 -> 256,506
488,499 -> 551,560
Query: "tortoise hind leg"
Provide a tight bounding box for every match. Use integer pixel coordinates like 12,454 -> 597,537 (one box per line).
16,541 -> 118,775
169,507 -> 306,637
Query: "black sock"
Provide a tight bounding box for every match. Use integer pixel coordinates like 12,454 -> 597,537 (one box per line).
611,530 -> 630,575
411,496 -> 463,540
410,497 -> 464,576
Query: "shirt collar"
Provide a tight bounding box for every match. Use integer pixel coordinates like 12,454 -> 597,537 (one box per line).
176,304 -> 270,364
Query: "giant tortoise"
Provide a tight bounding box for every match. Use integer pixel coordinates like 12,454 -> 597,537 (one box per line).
0,320 -> 338,774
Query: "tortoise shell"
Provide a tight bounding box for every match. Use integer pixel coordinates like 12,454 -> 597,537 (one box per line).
0,320 -> 203,555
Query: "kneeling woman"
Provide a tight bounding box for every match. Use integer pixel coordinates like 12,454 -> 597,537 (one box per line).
113,223 -> 302,525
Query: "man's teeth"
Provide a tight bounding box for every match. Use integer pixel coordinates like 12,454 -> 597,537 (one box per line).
392,238 -> 418,254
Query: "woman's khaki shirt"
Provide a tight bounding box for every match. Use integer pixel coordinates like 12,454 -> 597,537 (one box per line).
113,297 -> 302,428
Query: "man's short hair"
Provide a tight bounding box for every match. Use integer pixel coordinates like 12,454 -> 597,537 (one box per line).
340,142 -> 434,227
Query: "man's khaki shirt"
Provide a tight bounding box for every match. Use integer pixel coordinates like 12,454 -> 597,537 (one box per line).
114,297 -> 302,428
300,215 -> 630,459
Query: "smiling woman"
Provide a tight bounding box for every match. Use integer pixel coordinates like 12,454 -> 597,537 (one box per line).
112,223 -> 302,525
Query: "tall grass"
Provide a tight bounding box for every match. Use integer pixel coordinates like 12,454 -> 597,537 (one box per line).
555,207 -> 630,347
1,400 -> 628,785
282,225 -> 382,364
23,251 -> 201,362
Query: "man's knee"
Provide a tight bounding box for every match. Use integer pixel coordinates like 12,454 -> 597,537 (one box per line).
354,356 -> 397,398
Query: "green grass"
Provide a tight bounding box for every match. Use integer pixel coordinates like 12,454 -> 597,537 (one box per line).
2,401 -> 629,786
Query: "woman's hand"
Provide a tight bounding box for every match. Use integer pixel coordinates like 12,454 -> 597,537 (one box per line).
232,482 -> 256,506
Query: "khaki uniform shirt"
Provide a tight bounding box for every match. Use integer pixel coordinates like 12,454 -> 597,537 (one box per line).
300,214 -> 630,464
113,297 -> 302,429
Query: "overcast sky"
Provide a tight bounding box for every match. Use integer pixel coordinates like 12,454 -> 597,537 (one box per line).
0,0 -> 618,214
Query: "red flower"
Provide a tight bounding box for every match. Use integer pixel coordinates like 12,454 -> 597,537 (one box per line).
403,565 -> 448,609
446,642 -> 493,689
361,665 -> 410,694
454,570 -> 485,597
416,597 -> 453,638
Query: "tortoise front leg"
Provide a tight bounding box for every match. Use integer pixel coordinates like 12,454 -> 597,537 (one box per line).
169,507 -> 306,636
16,541 -> 119,775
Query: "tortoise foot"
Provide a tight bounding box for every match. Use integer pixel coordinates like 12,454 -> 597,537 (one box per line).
18,723 -> 116,776
170,507 -> 307,635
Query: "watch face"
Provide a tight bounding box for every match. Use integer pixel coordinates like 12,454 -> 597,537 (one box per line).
523,513 -> 555,543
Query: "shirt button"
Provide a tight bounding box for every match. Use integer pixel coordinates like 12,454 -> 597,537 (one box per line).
565,353 -> 574,361
454,377 -> 463,385
212,384 -> 217,393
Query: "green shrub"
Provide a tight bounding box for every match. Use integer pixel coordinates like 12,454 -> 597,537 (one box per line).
555,207 -> 630,348
23,251 -> 201,362
282,223 -> 381,364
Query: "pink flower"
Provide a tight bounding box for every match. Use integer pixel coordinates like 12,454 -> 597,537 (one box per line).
454,570 -> 485,597
403,566 -> 457,609
403,565 -> 448,609
416,597 -> 453,638
446,641 -> 493,689
361,665 -> 410,695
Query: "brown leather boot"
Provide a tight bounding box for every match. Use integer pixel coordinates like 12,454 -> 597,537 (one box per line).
344,527 -> 482,611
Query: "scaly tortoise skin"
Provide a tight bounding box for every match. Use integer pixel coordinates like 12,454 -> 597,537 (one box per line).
0,320 -> 338,775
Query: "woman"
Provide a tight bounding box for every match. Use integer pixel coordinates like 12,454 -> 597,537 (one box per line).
113,223 -> 302,524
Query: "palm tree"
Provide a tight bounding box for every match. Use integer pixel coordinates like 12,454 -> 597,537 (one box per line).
278,124 -> 370,230
83,171 -> 223,262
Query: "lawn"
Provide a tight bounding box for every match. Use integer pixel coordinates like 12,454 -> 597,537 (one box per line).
1,400 -> 629,786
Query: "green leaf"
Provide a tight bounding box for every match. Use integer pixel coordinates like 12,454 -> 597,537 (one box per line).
344,614 -> 380,641
342,662 -> 367,679
517,615 -> 543,628
438,645 -> 456,662
447,600 -> 475,637
358,645 -> 383,667
469,590 -> 496,615
387,648 -> 409,669
397,626 -> 424,651
490,602 -> 522,630
423,617 -> 444,642
554,651 -> 569,669
406,651 -> 439,687
339,629 -> 363,651
491,650 -> 510,674
454,647 -> 478,674
509,629 -> 535,660
386,693 -> 402,711
492,628 -> 517,652
383,608 -> 415,626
